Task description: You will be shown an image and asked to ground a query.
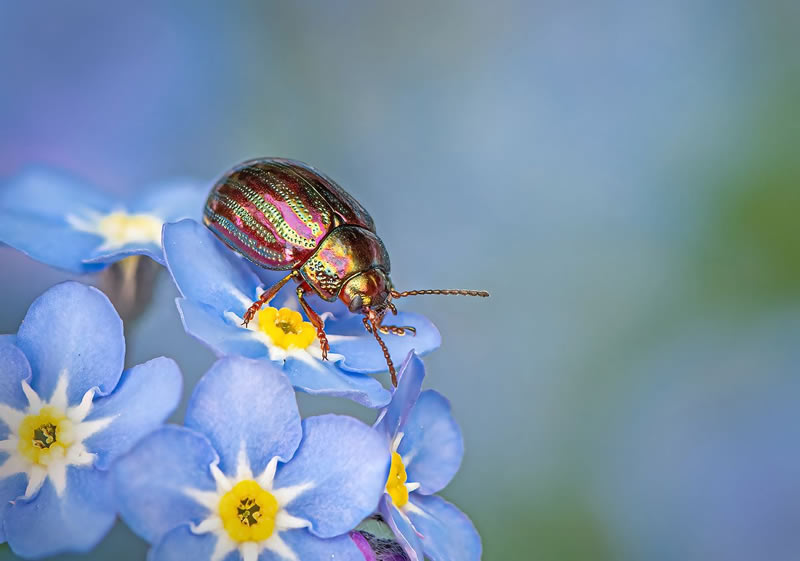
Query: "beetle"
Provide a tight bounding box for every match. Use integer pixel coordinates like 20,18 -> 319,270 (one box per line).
203,158 -> 488,386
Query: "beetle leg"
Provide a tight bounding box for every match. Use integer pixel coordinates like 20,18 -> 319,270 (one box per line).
387,301 -> 398,316
297,285 -> 330,360
364,307 -> 397,386
242,271 -> 294,327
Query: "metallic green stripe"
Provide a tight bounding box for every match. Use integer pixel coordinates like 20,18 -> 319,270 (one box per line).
247,164 -> 329,237
211,194 -> 278,245
229,179 -> 318,249
205,208 -> 282,261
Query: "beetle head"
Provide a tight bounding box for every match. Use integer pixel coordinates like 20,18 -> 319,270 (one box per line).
340,268 -> 390,314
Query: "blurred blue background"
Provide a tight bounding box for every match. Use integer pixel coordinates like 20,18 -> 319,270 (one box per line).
1,1 -> 799,559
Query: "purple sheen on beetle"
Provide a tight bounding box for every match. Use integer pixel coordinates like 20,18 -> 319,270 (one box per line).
351,531 -> 411,561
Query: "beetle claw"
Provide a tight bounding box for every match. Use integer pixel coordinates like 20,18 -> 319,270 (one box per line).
317,330 -> 330,360
378,324 -> 416,337
241,312 -> 254,328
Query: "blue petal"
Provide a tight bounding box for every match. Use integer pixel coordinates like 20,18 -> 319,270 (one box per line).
0,473 -> 27,543
272,415 -> 390,539
379,496 -> 424,561
85,181 -> 209,267
132,180 -> 208,221
148,525 -> 233,561
327,312 -> 441,374
375,352 -> 425,438
114,426 -> 218,543
284,356 -> 391,409
5,467 -> 115,558
185,356 -> 302,476
176,298 -> 270,359
405,494 -> 481,561
0,166 -> 113,218
150,527 -> 365,561
269,529 -> 365,561
0,167 -> 115,273
398,391 -> 463,495
84,242 -> 167,266
0,212 -> 108,273
83,357 -> 182,470
0,339 -> 31,414
164,219 -> 262,316
15,281 -> 125,404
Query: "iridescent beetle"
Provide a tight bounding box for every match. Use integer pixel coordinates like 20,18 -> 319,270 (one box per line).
203,158 -> 489,385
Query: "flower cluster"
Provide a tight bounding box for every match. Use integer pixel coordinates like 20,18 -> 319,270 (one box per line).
0,282 -> 181,558
0,165 -> 482,561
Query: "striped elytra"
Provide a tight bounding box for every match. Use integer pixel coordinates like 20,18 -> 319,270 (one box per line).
204,158 -> 373,271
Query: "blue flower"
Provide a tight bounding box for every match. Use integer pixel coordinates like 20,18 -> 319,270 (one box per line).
374,353 -> 482,561
0,281 -> 182,558
163,219 -> 441,408
113,355 -> 390,561
0,166 -> 207,273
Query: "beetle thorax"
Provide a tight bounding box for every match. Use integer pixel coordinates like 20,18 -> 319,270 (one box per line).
299,225 -> 391,302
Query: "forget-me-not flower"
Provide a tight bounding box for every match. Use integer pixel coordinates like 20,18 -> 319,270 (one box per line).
0,281 -> 182,558
374,352 -> 481,561
163,219 -> 441,408
0,166 -> 206,273
114,355 -> 390,561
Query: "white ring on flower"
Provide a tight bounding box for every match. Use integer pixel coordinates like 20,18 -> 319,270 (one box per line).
66,208 -> 164,251
0,373 -> 114,498
225,289 -> 347,370
184,445 -> 315,561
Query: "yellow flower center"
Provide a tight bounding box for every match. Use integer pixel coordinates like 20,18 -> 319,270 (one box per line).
385,451 -> 409,508
96,212 -> 163,247
18,406 -> 74,465
257,307 -> 316,350
219,480 -> 279,542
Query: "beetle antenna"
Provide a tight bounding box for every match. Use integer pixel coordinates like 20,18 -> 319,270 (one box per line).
364,308 -> 397,387
390,289 -> 490,299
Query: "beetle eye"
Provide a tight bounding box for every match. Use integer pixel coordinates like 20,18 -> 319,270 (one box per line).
348,295 -> 363,313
